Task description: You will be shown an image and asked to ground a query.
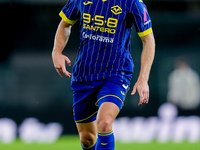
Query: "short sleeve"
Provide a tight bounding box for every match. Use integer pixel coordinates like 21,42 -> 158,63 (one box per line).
130,0 -> 152,37
59,0 -> 80,25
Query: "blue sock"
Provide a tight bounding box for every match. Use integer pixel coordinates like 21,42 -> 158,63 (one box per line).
96,131 -> 115,150
81,142 -> 96,150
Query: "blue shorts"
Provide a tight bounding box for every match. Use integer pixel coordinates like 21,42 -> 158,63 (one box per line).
71,77 -> 130,123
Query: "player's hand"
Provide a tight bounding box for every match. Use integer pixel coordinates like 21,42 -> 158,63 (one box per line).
52,52 -> 72,77
131,79 -> 149,105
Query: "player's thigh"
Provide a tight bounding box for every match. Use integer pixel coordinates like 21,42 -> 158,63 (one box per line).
96,77 -> 129,132
97,102 -> 120,124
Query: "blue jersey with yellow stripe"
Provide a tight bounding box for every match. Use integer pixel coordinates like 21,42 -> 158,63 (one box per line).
60,0 -> 152,84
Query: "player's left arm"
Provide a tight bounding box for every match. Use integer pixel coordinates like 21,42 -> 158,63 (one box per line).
131,32 -> 155,105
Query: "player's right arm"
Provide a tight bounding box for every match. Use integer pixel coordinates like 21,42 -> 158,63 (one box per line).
52,19 -> 72,77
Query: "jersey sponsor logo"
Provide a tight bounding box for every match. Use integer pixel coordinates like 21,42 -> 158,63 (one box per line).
139,0 -> 143,3
121,91 -> 125,96
83,1 -> 93,5
82,13 -> 118,34
122,84 -> 129,89
111,5 -> 122,15
82,32 -> 114,43
101,143 -> 108,145
83,24 -> 116,34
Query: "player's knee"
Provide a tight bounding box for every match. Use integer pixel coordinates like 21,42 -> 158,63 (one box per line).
97,118 -> 112,133
80,132 -> 96,148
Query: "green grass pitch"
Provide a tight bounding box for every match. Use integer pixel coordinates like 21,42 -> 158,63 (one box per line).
0,135 -> 199,150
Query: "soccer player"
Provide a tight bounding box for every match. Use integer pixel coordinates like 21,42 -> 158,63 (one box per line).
52,0 -> 155,149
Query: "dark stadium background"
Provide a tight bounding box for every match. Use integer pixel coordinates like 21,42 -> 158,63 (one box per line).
0,0 -> 200,134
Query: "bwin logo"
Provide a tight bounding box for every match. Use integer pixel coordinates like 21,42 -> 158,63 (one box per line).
111,5 -> 122,15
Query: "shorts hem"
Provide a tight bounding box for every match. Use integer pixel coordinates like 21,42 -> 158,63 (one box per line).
75,111 -> 98,123
96,95 -> 124,110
